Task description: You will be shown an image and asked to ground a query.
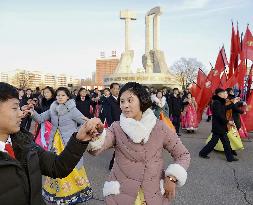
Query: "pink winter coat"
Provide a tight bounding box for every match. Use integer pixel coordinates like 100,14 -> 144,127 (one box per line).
88,109 -> 190,205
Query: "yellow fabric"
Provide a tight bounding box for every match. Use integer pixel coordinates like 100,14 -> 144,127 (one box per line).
43,130 -> 92,198
135,189 -> 146,205
160,112 -> 176,133
206,128 -> 244,151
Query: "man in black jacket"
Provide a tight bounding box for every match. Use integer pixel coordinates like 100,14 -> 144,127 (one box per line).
199,88 -> 239,162
169,88 -> 183,136
99,88 -> 111,123
103,83 -> 121,126
103,83 -> 121,170
0,82 -> 97,205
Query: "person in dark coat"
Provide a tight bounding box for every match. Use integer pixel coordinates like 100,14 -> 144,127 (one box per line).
103,83 -> 121,126
103,83 -> 121,170
0,82 -> 97,205
39,86 -> 55,113
99,88 -> 111,123
34,86 -> 56,137
169,88 -> 183,136
199,88 -> 239,162
76,88 -> 94,119
226,88 -> 245,130
20,88 -> 34,131
232,101 -> 245,130
18,89 -> 27,108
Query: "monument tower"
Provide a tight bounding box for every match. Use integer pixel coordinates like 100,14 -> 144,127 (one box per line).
104,6 -> 180,88
115,10 -> 136,73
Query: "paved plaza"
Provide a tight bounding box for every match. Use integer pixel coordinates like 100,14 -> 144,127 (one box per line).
79,119 -> 253,205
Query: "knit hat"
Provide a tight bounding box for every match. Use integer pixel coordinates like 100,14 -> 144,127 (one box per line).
215,88 -> 225,95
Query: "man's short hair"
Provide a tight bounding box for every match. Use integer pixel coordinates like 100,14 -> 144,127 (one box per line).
0,82 -> 19,102
110,83 -> 120,89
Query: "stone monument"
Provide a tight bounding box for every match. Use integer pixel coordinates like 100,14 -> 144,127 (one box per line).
115,10 -> 136,73
104,7 -> 180,88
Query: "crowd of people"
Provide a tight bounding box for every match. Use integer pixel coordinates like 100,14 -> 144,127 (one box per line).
0,80 -> 248,205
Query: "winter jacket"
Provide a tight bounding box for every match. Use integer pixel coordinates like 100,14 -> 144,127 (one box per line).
211,95 -> 230,134
0,128 -> 88,205
88,108 -> 190,205
76,95 -> 94,119
32,99 -> 85,156
103,95 -> 121,126
38,97 -> 55,113
169,95 -> 183,117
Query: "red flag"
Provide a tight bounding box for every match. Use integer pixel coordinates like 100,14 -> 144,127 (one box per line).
220,72 -> 227,88
242,25 -> 253,61
197,69 -> 207,88
196,80 -> 213,123
242,92 -> 253,131
234,23 -> 241,71
190,82 -> 201,100
207,69 -> 214,82
210,69 -> 221,92
236,61 -> 247,90
246,65 -> 253,99
215,47 -> 227,73
229,22 -> 236,78
239,116 -> 248,138
223,72 -> 237,89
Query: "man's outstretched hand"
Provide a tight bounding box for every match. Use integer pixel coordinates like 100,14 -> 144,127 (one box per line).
76,118 -> 104,142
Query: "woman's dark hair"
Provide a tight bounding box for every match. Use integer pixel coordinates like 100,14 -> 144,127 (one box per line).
0,82 -> 19,102
55,87 -> 71,98
156,90 -> 163,94
43,86 -> 55,99
187,92 -> 192,97
118,82 -> 152,112
76,88 -> 89,101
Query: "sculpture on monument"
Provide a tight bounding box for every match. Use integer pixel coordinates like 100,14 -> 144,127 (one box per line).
115,10 -> 136,74
142,7 -> 170,74
104,6 -> 179,88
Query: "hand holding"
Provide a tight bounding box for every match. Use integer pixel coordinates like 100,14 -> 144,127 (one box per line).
76,118 -> 103,142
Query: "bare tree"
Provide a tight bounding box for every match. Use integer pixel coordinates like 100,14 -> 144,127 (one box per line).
171,57 -> 204,88
12,70 -> 35,89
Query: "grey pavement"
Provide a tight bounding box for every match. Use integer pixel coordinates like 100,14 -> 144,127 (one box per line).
44,119 -> 253,205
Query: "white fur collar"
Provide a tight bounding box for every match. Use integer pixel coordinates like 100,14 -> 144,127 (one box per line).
50,99 -> 76,116
120,108 -> 157,144
152,96 -> 166,108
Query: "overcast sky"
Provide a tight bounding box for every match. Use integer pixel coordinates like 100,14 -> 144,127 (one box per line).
0,0 -> 252,78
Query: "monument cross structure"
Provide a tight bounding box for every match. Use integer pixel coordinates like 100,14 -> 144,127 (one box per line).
104,6 -> 180,89
115,10 -> 136,74
143,6 -> 169,74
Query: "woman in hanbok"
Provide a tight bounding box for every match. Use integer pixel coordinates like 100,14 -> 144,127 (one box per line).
181,93 -> 198,133
30,87 -> 93,205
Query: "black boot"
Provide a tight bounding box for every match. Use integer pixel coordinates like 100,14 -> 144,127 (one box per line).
232,150 -> 237,156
